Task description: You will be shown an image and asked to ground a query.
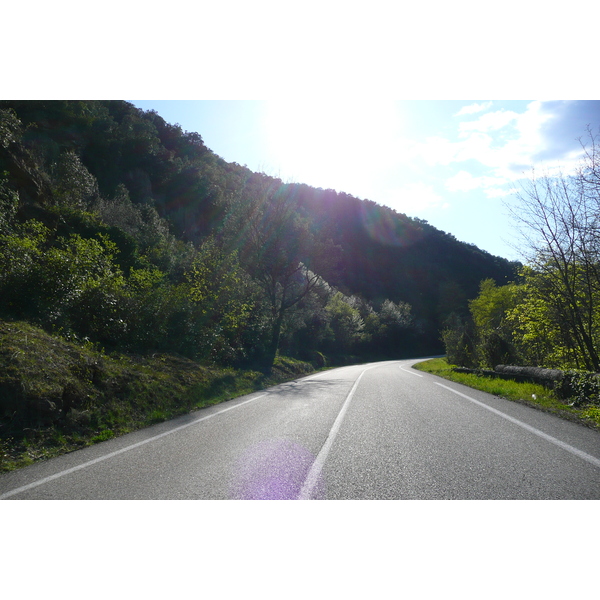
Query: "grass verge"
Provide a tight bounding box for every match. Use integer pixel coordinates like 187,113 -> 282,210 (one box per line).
413,357 -> 600,430
0,320 -> 316,472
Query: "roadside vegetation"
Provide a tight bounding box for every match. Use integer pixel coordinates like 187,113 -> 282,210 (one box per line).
2,102 -> 599,473
0,101 -> 516,376
0,101 -> 516,473
0,319 -> 316,472
414,358 -> 600,429
438,129 -> 600,431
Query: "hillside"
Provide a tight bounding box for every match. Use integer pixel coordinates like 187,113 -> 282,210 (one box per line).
0,319 -> 314,471
0,100 -> 518,367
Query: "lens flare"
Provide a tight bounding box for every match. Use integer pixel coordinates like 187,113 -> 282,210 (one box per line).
231,438 -> 325,500
359,202 -> 424,247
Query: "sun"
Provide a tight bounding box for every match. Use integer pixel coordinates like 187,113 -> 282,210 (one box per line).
263,100 -> 402,193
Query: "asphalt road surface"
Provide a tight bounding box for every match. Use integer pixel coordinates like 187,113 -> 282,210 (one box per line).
2,358 -> 600,499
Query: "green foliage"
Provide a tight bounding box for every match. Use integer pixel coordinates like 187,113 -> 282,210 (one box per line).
90,430 -> 115,443
441,313 -> 477,368
0,173 -> 18,233
479,331 -> 519,368
504,266 -> 600,369
0,100 -> 517,373
187,236 -> 258,363
363,298 -> 417,358
581,406 -> 600,427
444,261 -> 600,372
0,108 -> 22,149
0,220 -> 51,317
51,150 -> 99,208
555,371 -> 600,407
0,220 -> 126,332
442,326 -> 477,368
228,183 -> 339,366
463,278 -> 521,368
414,358 -> 595,427
0,319 -> 321,472
278,288 -> 330,360
324,292 -> 365,353
188,236 -> 251,328
311,351 -> 327,368
469,279 -> 520,337
509,158 -> 600,371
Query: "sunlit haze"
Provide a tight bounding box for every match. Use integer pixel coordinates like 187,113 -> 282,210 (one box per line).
130,100 -> 600,261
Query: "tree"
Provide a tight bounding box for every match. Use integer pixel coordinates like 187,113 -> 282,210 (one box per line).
0,220 -> 127,336
368,299 -> 416,357
510,161 -> 600,371
187,235 -> 257,363
503,265 -> 600,369
229,182 -> 338,367
0,172 -> 18,233
441,313 -> 477,368
324,291 -> 365,355
468,278 -> 521,367
51,150 -> 100,209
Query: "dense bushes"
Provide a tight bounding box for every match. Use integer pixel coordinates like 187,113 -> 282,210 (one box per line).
555,371 -> 600,407
0,176 -> 418,368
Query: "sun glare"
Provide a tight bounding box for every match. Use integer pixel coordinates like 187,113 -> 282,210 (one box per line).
264,100 -> 402,192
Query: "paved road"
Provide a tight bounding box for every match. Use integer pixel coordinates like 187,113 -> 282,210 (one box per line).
2,358 -> 600,499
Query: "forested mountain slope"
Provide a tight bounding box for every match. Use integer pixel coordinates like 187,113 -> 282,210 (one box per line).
0,100 -> 518,366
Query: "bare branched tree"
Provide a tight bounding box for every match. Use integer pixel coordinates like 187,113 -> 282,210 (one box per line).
509,129 -> 600,370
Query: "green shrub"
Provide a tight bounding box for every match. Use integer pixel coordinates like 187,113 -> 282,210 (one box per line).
480,332 -> 520,369
442,327 -> 477,368
555,370 -> 600,407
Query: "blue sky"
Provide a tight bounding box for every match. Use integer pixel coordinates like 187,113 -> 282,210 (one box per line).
130,100 -> 600,261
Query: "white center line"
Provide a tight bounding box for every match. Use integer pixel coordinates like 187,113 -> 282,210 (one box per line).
298,365 -> 378,500
0,393 -> 269,500
435,382 -> 600,470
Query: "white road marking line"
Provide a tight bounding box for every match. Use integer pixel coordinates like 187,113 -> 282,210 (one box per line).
0,393 -> 269,500
399,365 -> 423,377
298,365 -> 378,500
434,382 -> 600,470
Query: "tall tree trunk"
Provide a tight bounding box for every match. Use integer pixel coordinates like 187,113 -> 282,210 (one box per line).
264,309 -> 285,370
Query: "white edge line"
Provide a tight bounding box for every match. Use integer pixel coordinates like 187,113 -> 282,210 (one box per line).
434,382 -> 600,470
298,365 -> 377,500
0,393 -> 269,500
399,365 -> 423,377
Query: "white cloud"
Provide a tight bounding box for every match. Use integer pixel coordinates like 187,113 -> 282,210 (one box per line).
455,102 -> 493,116
411,101 -> 591,184
458,109 -> 519,135
445,170 -> 511,197
411,131 -> 501,170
